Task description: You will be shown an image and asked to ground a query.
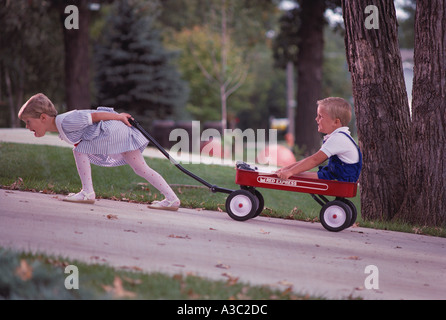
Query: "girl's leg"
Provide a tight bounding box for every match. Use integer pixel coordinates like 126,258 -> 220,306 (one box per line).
122,150 -> 179,205
73,150 -> 95,195
64,150 -> 95,203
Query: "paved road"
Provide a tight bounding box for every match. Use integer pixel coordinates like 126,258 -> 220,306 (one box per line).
1,189 -> 445,300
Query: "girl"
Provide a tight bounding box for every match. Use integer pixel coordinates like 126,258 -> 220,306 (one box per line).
18,93 -> 180,211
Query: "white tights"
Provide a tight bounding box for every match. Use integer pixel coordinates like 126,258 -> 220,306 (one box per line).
73,149 -> 178,201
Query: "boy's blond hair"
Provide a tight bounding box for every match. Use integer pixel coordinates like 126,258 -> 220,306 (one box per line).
18,93 -> 58,120
317,97 -> 352,126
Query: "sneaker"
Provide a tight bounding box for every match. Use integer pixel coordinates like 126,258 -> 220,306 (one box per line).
147,199 -> 180,211
63,190 -> 95,204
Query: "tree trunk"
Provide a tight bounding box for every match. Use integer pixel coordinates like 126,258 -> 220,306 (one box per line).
398,1 -> 446,226
60,0 -> 91,110
342,0 -> 411,221
294,0 -> 325,155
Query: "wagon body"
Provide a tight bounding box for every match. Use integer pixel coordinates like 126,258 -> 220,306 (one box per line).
235,169 -> 358,198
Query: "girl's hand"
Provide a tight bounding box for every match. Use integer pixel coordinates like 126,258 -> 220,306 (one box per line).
118,113 -> 133,127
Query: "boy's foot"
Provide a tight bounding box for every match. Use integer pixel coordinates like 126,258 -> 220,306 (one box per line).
63,190 -> 95,204
147,199 -> 180,211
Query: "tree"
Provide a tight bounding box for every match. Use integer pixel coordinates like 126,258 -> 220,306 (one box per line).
0,0 -> 64,127
95,0 -> 188,121
160,0 -> 278,130
49,0 -> 92,109
294,0 -> 327,155
170,26 -> 245,122
398,1 -> 446,226
272,8 -> 300,69
186,0 -> 250,130
397,0 -> 416,49
342,0 -> 411,221
272,0 -> 343,155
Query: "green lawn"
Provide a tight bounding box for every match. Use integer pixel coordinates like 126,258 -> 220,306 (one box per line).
0,247 -> 315,300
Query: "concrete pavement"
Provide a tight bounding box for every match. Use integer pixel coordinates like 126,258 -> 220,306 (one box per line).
1,189 -> 445,300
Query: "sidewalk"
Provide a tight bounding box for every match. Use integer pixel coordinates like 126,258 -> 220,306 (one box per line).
0,128 -> 237,167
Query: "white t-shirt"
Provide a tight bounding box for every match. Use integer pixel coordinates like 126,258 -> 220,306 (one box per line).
320,127 -> 359,164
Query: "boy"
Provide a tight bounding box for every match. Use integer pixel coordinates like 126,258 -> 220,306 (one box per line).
276,97 -> 362,182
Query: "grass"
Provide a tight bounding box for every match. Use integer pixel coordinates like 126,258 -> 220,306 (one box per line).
0,247 -> 314,300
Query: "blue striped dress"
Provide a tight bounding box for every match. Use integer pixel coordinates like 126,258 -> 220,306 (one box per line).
55,107 -> 149,167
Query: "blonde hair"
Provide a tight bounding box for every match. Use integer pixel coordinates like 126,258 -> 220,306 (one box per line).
18,93 -> 58,120
317,97 -> 352,126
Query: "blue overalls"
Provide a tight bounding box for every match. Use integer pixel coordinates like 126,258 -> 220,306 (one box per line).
317,132 -> 362,183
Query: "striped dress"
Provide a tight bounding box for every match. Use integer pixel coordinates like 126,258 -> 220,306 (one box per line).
55,107 -> 149,167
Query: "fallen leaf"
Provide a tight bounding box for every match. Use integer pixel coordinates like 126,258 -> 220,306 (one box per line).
222,272 -> 239,286
281,286 -> 293,296
120,266 -> 143,272
10,177 -> 23,190
186,288 -> 201,299
168,234 -> 191,239
172,264 -> 185,268
259,228 -> 270,235
347,256 -> 361,260
106,214 -> 118,220
15,259 -> 33,281
102,276 -> 136,298
90,256 -> 107,262
216,263 -> 230,269
122,276 -> 142,285
173,274 -> 183,281
278,280 -> 293,287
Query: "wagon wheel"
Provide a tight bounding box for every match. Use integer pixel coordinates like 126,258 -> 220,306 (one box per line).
251,189 -> 264,218
225,190 -> 257,221
340,198 -> 358,227
319,200 -> 352,232
240,186 -> 264,218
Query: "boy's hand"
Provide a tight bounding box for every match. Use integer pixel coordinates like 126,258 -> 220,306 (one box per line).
276,169 -> 292,180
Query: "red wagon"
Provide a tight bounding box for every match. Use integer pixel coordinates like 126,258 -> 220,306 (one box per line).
130,119 -> 358,232
226,162 -> 359,232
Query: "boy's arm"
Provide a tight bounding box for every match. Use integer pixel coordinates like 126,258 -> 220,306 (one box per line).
91,112 -> 133,126
276,151 -> 327,180
276,159 -> 303,173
